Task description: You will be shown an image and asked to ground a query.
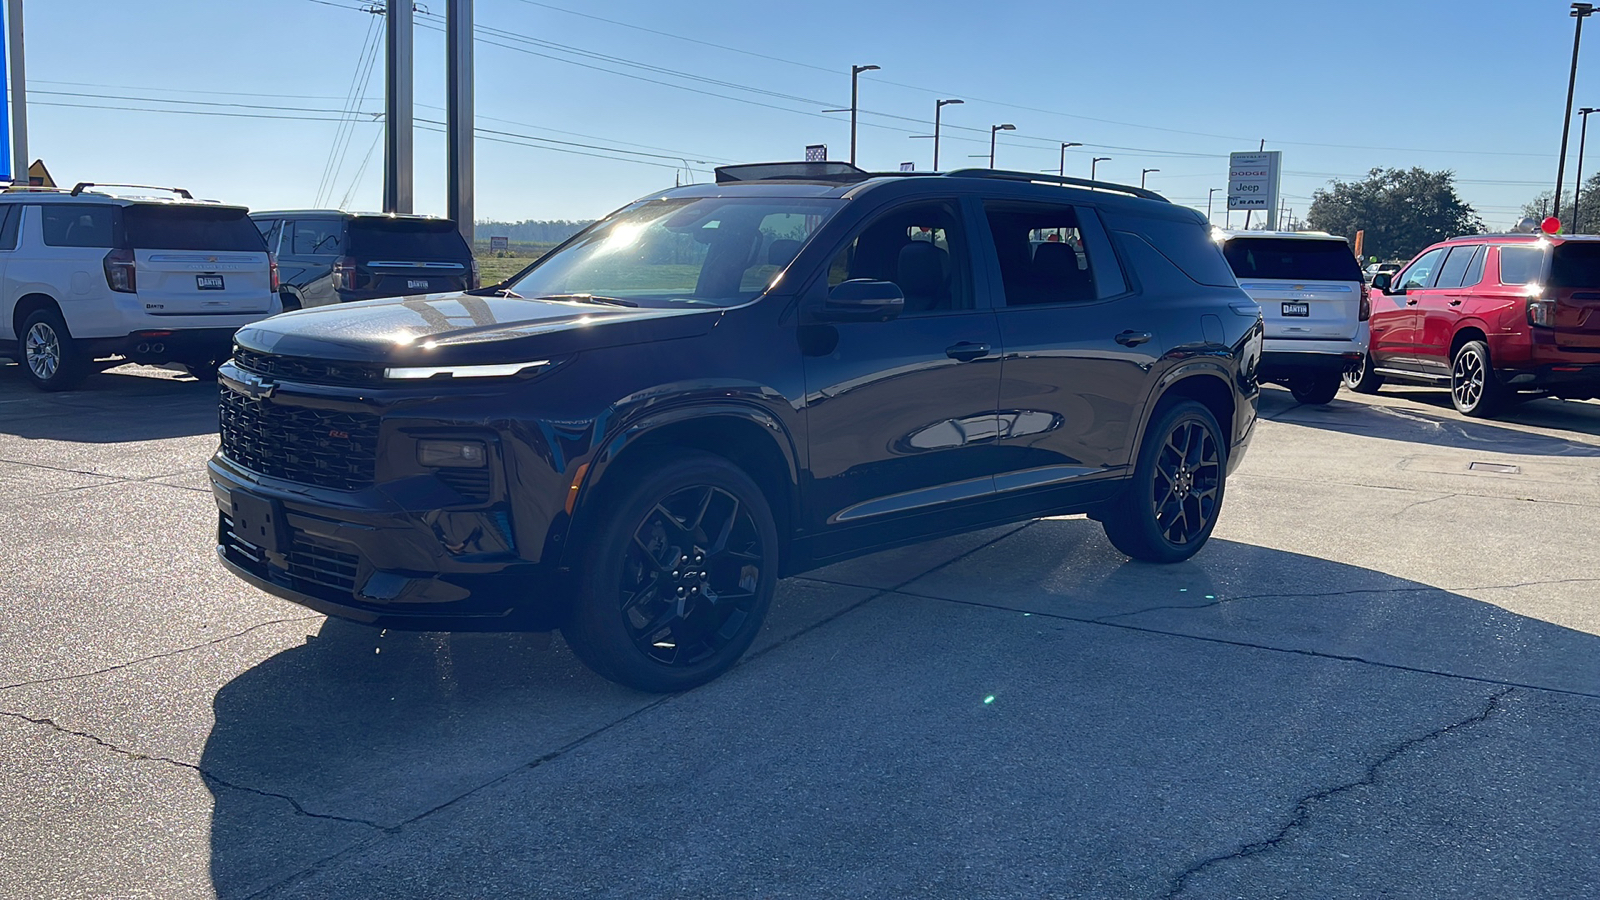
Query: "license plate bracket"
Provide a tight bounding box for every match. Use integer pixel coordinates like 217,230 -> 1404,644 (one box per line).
1281,301 -> 1310,317
197,275 -> 225,290
231,490 -> 285,555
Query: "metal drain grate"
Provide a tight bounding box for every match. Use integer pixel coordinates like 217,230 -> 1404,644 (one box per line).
1468,462 -> 1521,475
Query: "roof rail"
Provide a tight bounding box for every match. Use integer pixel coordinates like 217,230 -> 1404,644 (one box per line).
944,168 -> 1167,202
70,182 -> 193,200
714,161 -> 871,185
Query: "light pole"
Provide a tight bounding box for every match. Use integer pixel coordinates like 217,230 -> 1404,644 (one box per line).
1578,106 -> 1598,231
1058,142 -> 1083,177
1208,188 -> 1220,223
1092,157 -> 1111,180
1141,168 -> 1160,188
989,124 -> 1015,168
1556,3 -> 1595,221
933,98 -> 962,171
849,64 -> 880,166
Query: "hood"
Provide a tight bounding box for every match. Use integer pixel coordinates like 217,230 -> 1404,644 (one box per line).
234,292 -> 722,364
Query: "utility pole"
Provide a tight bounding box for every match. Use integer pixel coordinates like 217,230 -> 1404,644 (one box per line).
1207,188 -> 1219,224
849,64 -> 879,166
1577,106 -> 1597,232
1556,3 -> 1596,222
446,0 -> 473,245
7,0 -> 27,184
933,98 -> 962,170
383,0 -> 414,214
1059,141 -> 1082,177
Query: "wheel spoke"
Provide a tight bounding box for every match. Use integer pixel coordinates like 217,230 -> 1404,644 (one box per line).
706,496 -> 741,556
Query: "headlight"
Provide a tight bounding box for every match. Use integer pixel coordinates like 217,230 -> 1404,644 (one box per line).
384,360 -> 551,380
417,439 -> 487,468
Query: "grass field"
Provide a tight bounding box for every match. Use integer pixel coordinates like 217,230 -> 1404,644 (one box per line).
473,239 -> 557,286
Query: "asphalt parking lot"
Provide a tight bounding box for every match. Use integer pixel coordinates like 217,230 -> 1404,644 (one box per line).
1,361 -> 1598,899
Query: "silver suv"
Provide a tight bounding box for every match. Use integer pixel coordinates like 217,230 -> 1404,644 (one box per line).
1218,231 -> 1369,404
0,183 -> 279,391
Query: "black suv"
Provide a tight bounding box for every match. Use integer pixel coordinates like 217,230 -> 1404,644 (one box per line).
212,163 -> 1262,691
250,210 -> 477,310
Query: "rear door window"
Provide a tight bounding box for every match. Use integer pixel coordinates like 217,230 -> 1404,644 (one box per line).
1548,243 -> 1600,287
1498,245 -> 1546,286
1223,238 -> 1362,282
41,205 -> 119,248
348,218 -> 470,260
981,201 -> 1124,306
1433,244 -> 1479,289
287,219 -> 344,257
122,206 -> 264,251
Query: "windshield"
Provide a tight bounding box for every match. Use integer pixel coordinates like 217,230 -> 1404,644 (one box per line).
1223,238 -> 1362,281
123,206 -> 264,251
505,197 -> 842,308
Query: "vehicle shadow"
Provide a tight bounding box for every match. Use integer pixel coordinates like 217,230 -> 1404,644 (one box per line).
202,528 -> 1600,897
1261,387 -> 1600,456
0,360 -> 220,442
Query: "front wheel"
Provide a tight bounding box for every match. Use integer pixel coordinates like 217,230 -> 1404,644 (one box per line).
183,358 -> 222,381
1343,352 -> 1384,394
1450,340 -> 1506,418
561,451 -> 779,692
1102,400 -> 1227,563
1289,372 -> 1341,405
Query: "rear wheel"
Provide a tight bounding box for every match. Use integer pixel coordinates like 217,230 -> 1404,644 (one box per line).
1450,340 -> 1506,418
1342,352 -> 1384,394
561,451 -> 778,692
20,308 -> 89,392
1102,400 -> 1226,563
1289,372 -> 1341,405
183,358 -> 222,381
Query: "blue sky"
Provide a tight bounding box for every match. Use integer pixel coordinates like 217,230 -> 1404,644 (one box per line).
15,0 -> 1592,226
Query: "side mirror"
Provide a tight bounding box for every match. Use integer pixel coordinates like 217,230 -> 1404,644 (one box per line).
1371,272 -> 1394,293
819,279 -> 905,322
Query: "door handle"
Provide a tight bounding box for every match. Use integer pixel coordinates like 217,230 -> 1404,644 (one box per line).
1115,330 -> 1153,347
945,341 -> 991,362
1406,299 -> 1419,306
1449,299 -> 1463,306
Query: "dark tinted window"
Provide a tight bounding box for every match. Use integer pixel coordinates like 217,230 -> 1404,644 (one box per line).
123,206 -> 264,251
826,200 -> 971,314
1434,244 -> 1478,289
1222,238 -> 1362,281
0,206 -> 18,251
1462,245 -> 1487,287
41,205 -> 118,248
348,218 -> 471,259
1499,245 -> 1545,286
288,219 -> 343,257
1104,211 -> 1235,287
982,202 -> 1122,306
1549,243 -> 1600,288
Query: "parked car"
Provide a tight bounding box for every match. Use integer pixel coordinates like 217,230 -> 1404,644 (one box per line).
0,183 -> 278,391
1347,233 -> 1600,417
1218,230 -> 1368,405
1363,261 -> 1401,285
211,162 -> 1262,691
250,210 -> 477,309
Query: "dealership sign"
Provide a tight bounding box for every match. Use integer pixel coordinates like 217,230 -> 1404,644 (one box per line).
1227,151 -> 1281,213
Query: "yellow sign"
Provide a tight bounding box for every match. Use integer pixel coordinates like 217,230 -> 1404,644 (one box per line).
27,159 -> 55,188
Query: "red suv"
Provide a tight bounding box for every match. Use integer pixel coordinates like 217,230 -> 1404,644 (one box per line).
1345,233 -> 1600,416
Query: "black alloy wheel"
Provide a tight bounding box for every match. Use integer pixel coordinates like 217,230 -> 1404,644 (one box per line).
1450,340 -> 1505,418
1342,352 -> 1384,394
562,451 -> 778,692
1102,400 -> 1225,563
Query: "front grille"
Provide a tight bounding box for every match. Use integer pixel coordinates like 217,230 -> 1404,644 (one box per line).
233,347 -> 385,388
221,514 -> 361,596
435,468 -> 492,503
219,389 -> 379,490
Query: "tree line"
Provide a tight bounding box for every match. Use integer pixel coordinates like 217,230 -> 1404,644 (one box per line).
475,220 -> 593,244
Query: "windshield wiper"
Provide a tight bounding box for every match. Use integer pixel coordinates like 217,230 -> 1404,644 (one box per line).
534,293 -> 639,308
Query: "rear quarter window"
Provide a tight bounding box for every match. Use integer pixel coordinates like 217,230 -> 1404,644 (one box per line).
349,219 -> 470,259
1223,238 -> 1362,282
41,205 -> 119,248
123,206 -> 264,252
1498,245 -> 1546,286
1104,211 -> 1236,287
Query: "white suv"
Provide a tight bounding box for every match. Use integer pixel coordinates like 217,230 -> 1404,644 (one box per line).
0,183 -> 280,391
1218,231 -> 1370,405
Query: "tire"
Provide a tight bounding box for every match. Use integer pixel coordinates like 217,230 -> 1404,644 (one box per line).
1342,352 -> 1384,394
19,308 -> 89,392
278,291 -> 302,312
560,450 -> 779,692
1450,340 -> 1506,418
184,358 -> 222,381
1102,400 -> 1227,563
1289,372 -> 1341,405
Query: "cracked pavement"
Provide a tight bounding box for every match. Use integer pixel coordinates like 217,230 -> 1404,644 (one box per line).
2,362 -> 1599,898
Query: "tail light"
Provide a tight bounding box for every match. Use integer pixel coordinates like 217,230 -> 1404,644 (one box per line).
103,248 -> 136,293
1359,283 -> 1371,322
1528,297 -> 1556,327
332,256 -> 358,292
469,258 -> 481,290
268,252 -> 280,294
